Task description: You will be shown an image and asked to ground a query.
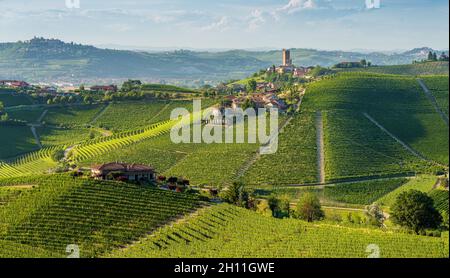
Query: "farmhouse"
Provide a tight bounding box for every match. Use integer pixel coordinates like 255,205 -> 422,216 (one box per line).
91,162 -> 156,181
0,80 -> 30,89
90,85 -> 118,93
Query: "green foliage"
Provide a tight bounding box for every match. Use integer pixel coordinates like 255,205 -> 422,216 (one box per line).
391,190 -> 443,233
294,192 -> 324,222
365,203 -> 386,227
220,181 -> 251,208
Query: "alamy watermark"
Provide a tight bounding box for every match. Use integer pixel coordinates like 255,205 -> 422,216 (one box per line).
366,244 -> 380,258
170,100 -> 279,155
65,0 -> 80,9
365,0 -> 381,9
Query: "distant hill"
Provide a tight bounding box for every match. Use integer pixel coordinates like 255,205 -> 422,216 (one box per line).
335,61 -> 449,76
0,38 -> 448,85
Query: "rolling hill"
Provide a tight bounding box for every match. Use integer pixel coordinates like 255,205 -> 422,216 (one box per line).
0,38 -> 448,85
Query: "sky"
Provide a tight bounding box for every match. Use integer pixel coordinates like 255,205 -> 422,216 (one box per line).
0,0 -> 448,51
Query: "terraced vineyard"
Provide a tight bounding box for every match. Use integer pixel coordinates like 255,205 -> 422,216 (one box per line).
429,189 -> 449,214
243,112 -> 317,187
93,101 -> 171,131
0,175 -> 200,258
37,127 -> 98,147
107,204 -> 449,258
70,120 -> 176,163
0,147 -> 61,178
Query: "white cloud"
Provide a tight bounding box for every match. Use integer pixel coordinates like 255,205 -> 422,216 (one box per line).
273,0 -> 316,20
247,9 -> 265,31
201,16 -> 229,32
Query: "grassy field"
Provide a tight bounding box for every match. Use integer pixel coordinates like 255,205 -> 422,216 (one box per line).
376,175 -> 437,207
323,178 -> 407,205
0,175 -> 200,258
107,204 -> 449,258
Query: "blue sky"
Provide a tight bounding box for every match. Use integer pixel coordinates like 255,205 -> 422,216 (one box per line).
0,0 -> 448,51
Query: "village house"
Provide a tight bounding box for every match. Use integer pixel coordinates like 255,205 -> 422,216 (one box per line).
91,162 -> 156,182
0,80 -> 30,89
89,85 -> 118,93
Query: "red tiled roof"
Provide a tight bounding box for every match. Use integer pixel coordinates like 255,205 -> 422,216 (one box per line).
92,162 -> 154,172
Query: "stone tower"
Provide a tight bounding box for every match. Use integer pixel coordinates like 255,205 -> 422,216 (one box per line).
282,49 -> 292,66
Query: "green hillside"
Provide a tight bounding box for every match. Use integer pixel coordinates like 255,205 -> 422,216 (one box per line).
107,204 -> 449,258
336,62 -> 449,76
304,73 -> 449,175
0,175 -> 200,258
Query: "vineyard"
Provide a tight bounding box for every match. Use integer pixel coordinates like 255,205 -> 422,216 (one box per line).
421,75 -> 449,117
429,189 -> 449,214
0,147 -> 61,178
0,125 -> 39,159
243,112 -> 318,187
323,178 -> 407,205
322,111 -> 434,181
336,62 -> 449,76
107,204 -> 449,258
69,120 -> 176,163
0,175 -> 201,258
303,73 -> 448,179
7,108 -> 45,123
0,89 -> 32,107
43,105 -> 105,127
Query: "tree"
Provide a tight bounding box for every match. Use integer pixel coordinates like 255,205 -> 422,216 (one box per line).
365,203 -> 385,227
267,194 -> 291,218
220,181 -> 250,208
247,79 -> 257,93
256,199 -> 273,217
391,190 -> 442,234
360,59 -> 367,67
428,51 -> 434,61
294,193 -> 324,222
